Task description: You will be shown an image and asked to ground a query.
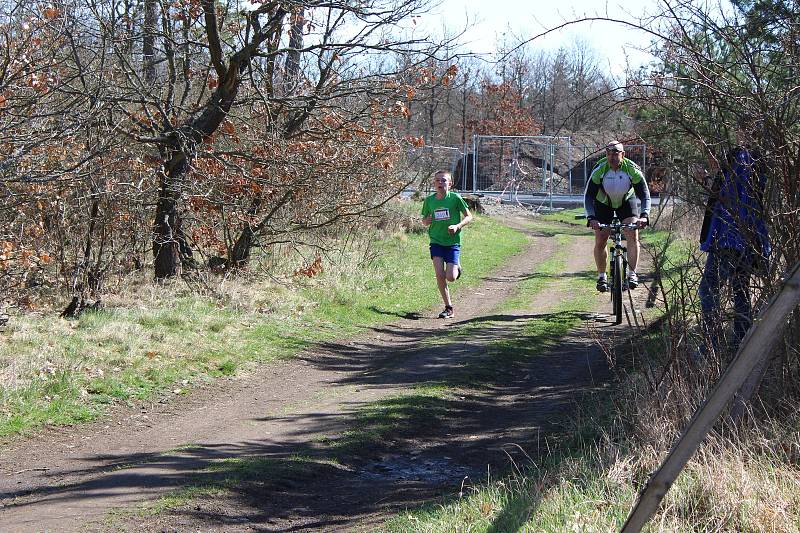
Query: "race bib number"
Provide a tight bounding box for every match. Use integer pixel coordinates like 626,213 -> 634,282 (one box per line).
433,208 -> 450,221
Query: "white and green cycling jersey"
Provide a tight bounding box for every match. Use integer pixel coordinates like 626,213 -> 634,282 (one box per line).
583,156 -> 651,217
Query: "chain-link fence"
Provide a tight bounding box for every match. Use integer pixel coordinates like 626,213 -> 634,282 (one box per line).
401,138 -> 649,202
455,135 -> 647,196
401,145 -> 464,193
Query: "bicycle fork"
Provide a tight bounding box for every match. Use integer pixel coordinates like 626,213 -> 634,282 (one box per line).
609,244 -> 628,287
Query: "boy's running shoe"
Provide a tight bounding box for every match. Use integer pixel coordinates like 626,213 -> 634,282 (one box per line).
438,306 -> 454,319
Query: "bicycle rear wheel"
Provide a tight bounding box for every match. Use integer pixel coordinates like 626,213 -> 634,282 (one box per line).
612,253 -> 624,324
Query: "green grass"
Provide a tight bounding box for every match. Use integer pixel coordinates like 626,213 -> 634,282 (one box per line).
124,453 -> 335,518
385,453 -> 637,532
540,207 -> 586,225
307,214 -> 527,329
386,430 -> 800,532
498,232 -> 578,311
0,212 -> 526,437
642,227 -> 698,288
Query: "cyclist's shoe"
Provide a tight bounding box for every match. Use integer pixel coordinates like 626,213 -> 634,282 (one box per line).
627,271 -> 639,289
596,276 -> 609,293
438,306 -> 454,319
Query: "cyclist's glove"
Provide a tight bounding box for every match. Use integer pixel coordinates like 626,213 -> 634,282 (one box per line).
586,216 -> 596,228
639,214 -> 649,227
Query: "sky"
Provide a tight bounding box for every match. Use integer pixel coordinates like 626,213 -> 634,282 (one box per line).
423,0 -> 662,75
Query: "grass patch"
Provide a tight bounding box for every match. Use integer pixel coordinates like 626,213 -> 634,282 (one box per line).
0,211 -> 525,437
642,228 -> 698,289
383,396 -> 638,532
386,426 -> 800,531
307,214 -> 527,329
498,231 -> 579,312
540,207 -> 586,225
385,470 -> 635,532
125,454 -> 335,518
454,271 -> 596,388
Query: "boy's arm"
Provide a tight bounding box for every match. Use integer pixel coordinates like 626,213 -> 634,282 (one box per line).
421,200 -> 432,226
448,208 -> 473,234
458,208 -> 473,229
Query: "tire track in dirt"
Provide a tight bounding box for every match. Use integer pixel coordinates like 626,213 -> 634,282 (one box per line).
0,216 -> 633,532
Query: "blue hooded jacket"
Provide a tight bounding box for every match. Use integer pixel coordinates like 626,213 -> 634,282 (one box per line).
700,147 -> 770,261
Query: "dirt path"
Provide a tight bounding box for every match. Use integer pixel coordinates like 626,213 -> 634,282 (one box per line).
0,216 -> 649,532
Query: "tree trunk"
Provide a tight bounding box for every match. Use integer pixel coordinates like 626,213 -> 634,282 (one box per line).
61,192 -> 101,317
152,212 -> 181,278
143,0 -> 158,84
228,189 -> 293,269
152,157 -> 184,279
230,225 -> 255,267
283,8 -> 304,93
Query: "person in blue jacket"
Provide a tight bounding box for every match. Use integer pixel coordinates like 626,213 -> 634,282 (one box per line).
698,146 -> 770,356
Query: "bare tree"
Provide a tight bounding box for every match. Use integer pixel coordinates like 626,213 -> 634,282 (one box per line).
0,0 -> 454,308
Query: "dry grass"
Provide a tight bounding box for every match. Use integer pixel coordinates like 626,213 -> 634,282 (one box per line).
648,441 -> 800,532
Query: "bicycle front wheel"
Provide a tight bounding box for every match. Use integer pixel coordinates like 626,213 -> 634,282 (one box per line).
613,253 -> 624,324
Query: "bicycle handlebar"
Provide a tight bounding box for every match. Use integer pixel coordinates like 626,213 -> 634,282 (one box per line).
577,214 -> 645,230
596,222 -> 640,230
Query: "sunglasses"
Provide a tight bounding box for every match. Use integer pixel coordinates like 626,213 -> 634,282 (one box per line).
607,149 -> 624,154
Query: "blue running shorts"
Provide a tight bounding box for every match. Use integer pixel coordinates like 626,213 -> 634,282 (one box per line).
429,244 -> 461,265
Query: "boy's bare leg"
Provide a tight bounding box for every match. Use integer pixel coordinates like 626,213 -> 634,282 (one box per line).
445,262 -> 460,282
432,257 -> 451,307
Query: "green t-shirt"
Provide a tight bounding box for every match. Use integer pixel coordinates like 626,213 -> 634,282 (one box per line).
421,191 -> 469,246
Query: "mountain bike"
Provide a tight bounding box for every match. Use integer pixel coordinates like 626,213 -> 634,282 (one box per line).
597,220 -> 640,325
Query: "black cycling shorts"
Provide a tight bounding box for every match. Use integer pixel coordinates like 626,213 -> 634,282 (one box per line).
593,196 -> 638,224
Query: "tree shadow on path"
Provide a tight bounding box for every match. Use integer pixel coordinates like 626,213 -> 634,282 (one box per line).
1,308 -> 612,533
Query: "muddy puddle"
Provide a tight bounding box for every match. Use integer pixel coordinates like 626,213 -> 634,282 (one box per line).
359,454 -> 476,485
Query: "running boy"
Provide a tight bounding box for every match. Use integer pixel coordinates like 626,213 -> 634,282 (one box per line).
421,170 -> 473,318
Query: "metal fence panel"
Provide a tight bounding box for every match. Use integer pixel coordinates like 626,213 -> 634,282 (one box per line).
470,135 -> 647,197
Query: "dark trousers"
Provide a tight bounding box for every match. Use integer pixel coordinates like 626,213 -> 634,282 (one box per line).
698,248 -> 752,354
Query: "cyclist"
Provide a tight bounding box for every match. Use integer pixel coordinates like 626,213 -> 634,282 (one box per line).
584,140 -> 651,292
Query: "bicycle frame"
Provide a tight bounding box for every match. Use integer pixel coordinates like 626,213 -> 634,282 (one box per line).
597,220 -> 639,324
